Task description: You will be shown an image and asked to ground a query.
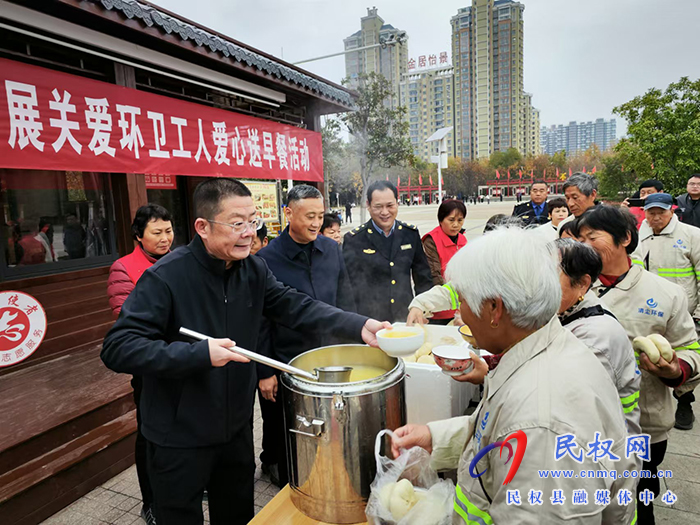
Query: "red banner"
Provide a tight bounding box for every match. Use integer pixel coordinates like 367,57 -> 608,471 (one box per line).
0,58 -> 323,182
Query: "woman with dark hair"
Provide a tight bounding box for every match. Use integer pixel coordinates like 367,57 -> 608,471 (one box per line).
320,212 -> 342,244
106,203 -> 173,525
108,204 -> 174,315
538,197 -> 570,240
558,220 -> 576,239
555,238 -> 640,435
421,199 -> 467,324
576,205 -> 700,524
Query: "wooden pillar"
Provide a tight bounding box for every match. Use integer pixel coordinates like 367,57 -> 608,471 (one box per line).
306,101 -> 327,207
112,63 -> 148,256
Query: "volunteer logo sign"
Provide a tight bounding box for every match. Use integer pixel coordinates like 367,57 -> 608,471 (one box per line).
0,291 -> 47,367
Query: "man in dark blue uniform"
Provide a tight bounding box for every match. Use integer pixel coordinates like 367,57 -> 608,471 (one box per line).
343,181 -> 433,322
255,185 -> 356,486
512,180 -> 550,226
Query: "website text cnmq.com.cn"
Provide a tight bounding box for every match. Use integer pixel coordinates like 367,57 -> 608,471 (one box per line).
469,431 -> 678,508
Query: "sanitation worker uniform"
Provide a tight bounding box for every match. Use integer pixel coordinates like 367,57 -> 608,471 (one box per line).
591,264 -> 700,522
633,214 -> 700,321
428,317 -> 638,524
632,214 -> 700,430
410,288 -> 642,434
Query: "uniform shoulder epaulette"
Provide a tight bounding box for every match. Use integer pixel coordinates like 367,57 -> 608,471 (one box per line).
398,220 -> 417,230
348,223 -> 368,236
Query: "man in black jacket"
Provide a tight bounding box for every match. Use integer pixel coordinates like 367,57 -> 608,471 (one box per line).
102,179 -> 387,525
255,185 -> 355,487
677,174 -> 700,229
343,181 -> 433,322
512,180 -> 549,226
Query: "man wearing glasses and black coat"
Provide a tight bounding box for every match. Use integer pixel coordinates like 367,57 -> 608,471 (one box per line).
343,180 -> 433,323
102,178 -> 389,525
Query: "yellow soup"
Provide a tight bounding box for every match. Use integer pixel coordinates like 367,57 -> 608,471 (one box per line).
348,365 -> 387,382
381,331 -> 418,339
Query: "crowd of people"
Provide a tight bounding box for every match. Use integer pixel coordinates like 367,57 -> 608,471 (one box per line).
100,172 -> 700,525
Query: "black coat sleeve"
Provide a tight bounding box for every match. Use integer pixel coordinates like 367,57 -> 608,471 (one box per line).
336,243 -> 357,313
255,318 -> 277,380
101,270 -> 211,378
261,263 -> 368,338
410,231 -> 434,295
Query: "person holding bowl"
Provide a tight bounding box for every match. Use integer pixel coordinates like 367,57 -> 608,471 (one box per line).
574,204 -> 700,524
392,226 -> 636,524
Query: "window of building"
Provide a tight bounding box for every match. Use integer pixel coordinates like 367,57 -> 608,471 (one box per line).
0,170 -> 116,279
146,184 -> 190,250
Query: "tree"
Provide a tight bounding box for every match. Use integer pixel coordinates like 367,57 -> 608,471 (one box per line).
489,148 -> 523,172
597,150 -> 640,200
550,150 -> 568,172
340,73 -> 415,221
443,158 -> 487,198
321,118 -> 345,207
614,77 -> 700,195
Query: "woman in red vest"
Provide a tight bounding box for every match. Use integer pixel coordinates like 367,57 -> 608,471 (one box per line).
107,203 -> 173,525
421,199 -> 467,324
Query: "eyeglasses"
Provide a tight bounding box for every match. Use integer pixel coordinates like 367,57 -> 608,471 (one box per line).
207,218 -> 263,234
688,183 -> 700,188
370,203 -> 398,213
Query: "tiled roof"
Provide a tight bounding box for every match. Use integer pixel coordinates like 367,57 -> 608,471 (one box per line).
92,0 -> 354,106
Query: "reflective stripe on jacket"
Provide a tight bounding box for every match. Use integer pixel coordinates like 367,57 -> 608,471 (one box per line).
633,215 -> 700,320
592,265 -> 700,443
408,282 -> 459,317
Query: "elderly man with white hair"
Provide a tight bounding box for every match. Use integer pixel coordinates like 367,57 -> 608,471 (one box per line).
392,227 -> 638,525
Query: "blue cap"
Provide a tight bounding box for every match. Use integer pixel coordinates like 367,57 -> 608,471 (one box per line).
643,193 -> 673,210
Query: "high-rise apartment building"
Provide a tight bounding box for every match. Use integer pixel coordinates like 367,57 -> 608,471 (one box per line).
451,0 -> 528,160
344,7 -> 408,109
522,92 -> 540,156
540,119 -> 617,155
399,65 -> 456,162
451,7 -> 473,159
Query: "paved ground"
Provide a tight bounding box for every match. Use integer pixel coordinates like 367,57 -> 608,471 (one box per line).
41,199 -> 700,524
41,399 -> 278,525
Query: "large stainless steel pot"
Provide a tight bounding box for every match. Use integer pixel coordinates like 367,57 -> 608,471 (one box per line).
281,345 -> 406,524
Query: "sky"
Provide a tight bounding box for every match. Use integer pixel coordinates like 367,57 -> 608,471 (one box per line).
154,0 -> 700,137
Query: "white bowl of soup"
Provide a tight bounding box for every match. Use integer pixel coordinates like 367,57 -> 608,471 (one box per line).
376,324 -> 425,357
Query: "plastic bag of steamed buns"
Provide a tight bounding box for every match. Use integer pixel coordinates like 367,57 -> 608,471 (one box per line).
366,430 -> 454,525
401,335 -> 460,365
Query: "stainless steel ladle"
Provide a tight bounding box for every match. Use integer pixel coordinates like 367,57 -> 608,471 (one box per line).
180,327 -> 353,383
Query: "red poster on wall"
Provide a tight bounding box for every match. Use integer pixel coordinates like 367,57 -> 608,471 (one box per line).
144,174 -> 178,190
0,58 -> 323,182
